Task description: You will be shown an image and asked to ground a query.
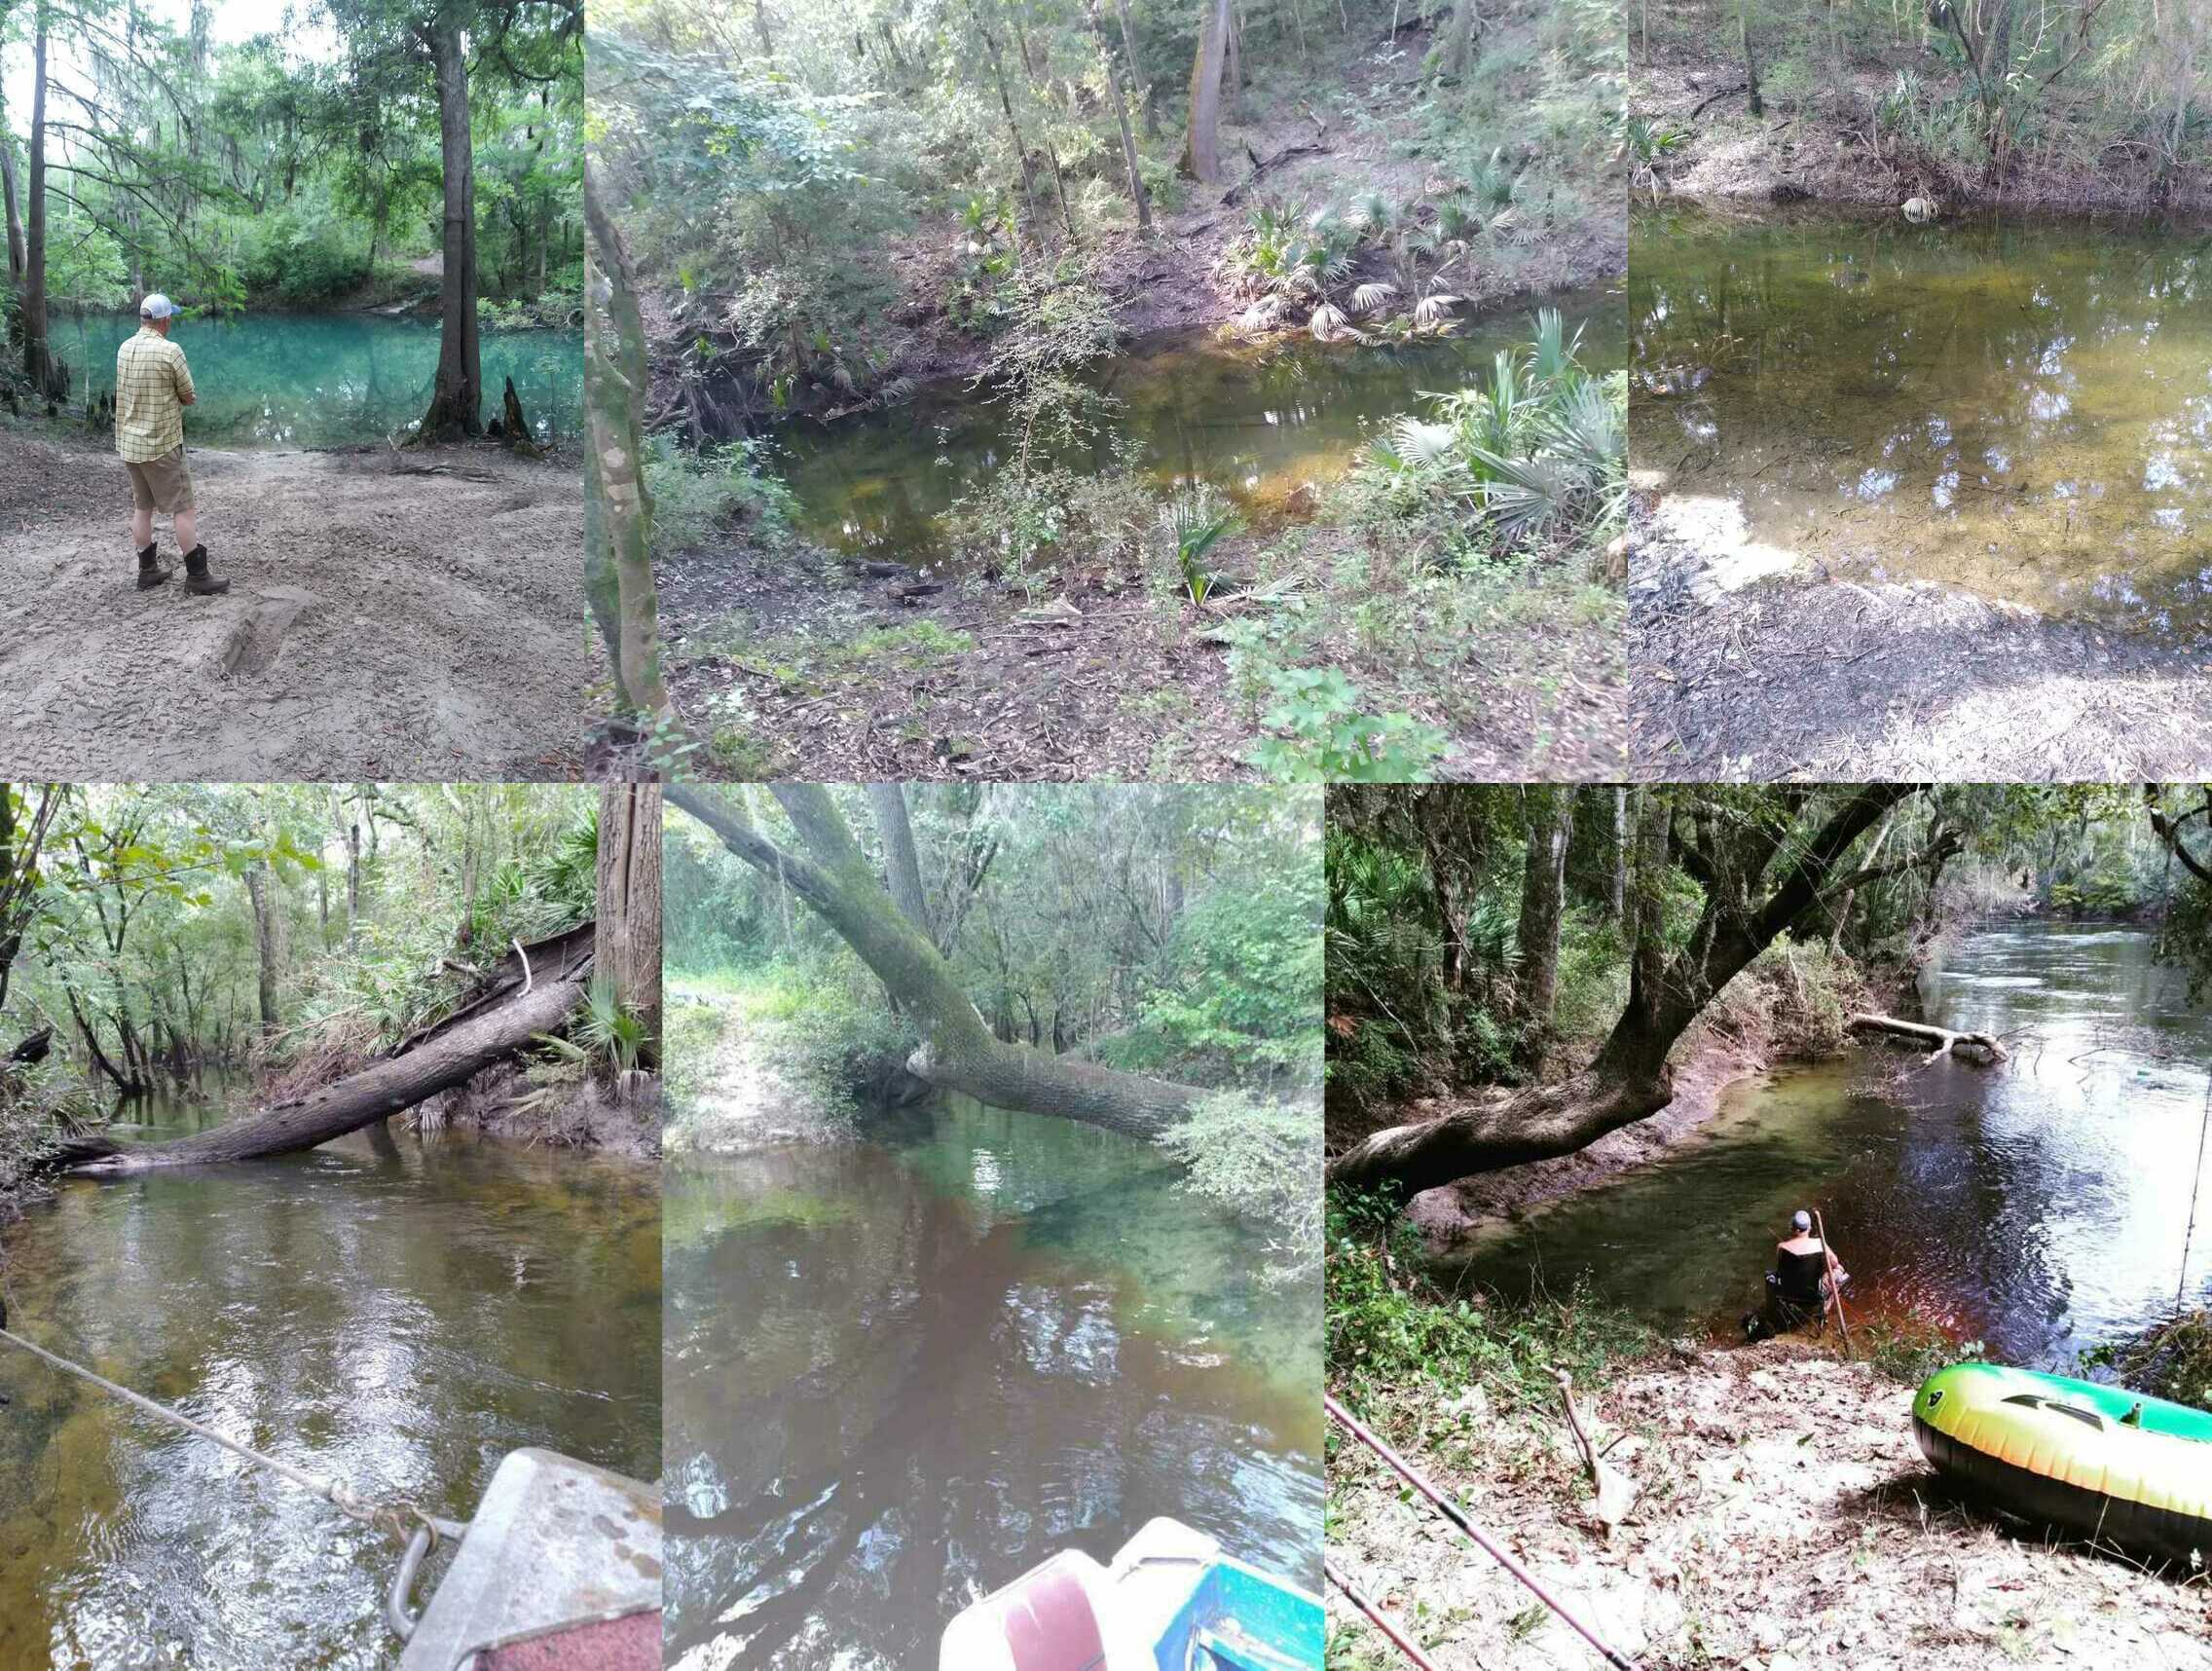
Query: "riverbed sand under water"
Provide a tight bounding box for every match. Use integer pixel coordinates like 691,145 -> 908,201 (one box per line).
1328,1340 -> 2212,1671
0,434 -> 587,778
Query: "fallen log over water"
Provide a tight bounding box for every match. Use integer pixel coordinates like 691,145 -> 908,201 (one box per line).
1846,1012 -> 2007,1063
55,924 -> 595,1173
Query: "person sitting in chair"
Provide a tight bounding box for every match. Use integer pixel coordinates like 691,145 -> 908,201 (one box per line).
1745,1209 -> 1850,1340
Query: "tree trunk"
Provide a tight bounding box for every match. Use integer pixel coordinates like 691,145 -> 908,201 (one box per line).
1741,3 -> 1762,117
418,15 -> 482,440
1847,1012 -> 2007,1062
1609,785 -> 1629,920
23,17 -> 52,396
1514,787 -> 1570,1064
868,784 -> 935,939
595,782 -> 664,1060
670,785 -> 1206,1138
1182,0 -> 1232,181
1440,0 -> 1478,75
244,864 -> 281,1035
1090,0 -> 1153,228
0,131 -> 24,283
582,164 -> 674,723
59,949 -> 590,1173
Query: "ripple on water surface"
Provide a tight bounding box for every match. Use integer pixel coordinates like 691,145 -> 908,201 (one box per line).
0,1121 -> 660,1669
1631,206 -> 2212,635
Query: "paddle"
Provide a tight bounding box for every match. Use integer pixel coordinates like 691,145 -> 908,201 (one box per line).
1814,1206 -> 1853,1359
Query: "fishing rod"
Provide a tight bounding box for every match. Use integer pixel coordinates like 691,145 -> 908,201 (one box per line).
1325,1393 -> 1642,1671
1814,1206 -> 1853,1359
1324,1558 -> 1439,1671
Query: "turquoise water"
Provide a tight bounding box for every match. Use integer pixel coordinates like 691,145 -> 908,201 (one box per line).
664,1093 -> 1323,1670
51,311 -> 583,448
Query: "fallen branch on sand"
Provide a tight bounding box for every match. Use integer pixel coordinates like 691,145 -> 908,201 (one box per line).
1847,1011 -> 2008,1064
54,924 -> 594,1171
1553,1368 -> 1638,1532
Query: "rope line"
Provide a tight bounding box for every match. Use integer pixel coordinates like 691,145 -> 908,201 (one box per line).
2180,1065 -> 2212,1318
0,1324 -> 465,1544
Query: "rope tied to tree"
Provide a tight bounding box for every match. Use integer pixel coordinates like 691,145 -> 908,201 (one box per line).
0,1321 -> 466,1546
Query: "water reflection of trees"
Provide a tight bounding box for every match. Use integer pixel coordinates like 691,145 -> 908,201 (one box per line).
663,1139 -> 1321,1670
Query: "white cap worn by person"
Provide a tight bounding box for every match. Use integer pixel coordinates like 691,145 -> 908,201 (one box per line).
139,293 -> 176,319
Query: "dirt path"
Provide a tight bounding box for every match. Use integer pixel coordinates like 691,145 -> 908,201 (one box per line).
1630,500 -> 2212,779
0,432 -> 586,779
1329,1343 -> 2212,1670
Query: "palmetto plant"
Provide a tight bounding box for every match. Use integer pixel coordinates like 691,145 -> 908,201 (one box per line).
1624,117 -> 1688,204
1161,488 -> 1245,604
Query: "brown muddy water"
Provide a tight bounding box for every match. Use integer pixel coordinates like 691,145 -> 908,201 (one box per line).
1461,921 -> 2212,1368
1632,207 -> 2212,637
0,1088 -> 661,1669
663,1094 -> 1323,1670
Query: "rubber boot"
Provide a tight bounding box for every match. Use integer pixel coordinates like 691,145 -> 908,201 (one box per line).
182,544 -> 230,597
134,542 -> 170,591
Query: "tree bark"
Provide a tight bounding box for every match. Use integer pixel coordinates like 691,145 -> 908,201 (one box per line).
1330,787 -> 1924,1197
244,864 -> 281,1036
0,129 -> 24,283
1182,0 -> 1232,181
1440,0 -> 1478,74
418,13 -> 482,440
582,163 -> 674,721
595,782 -> 663,1059
670,785 -> 1205,1138
868,784 -> 935,939
1514,787 -> 1570,1064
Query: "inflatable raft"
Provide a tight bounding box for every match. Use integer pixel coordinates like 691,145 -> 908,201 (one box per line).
940,1517 -> 1323,1670
1912,1362 -> 2212,1565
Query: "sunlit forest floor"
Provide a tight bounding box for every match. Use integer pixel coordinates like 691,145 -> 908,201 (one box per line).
1328,1335 -> 2212,1670
1629,498 -> 2212,780
0,430 -> 588,779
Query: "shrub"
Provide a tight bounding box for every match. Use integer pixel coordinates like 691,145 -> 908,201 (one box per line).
1158,1093 -> 1323,1287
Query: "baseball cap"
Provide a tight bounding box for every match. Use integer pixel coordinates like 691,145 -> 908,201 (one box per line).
139,293 -> 176,319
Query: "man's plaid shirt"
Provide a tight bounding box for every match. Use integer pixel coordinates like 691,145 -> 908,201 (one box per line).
115,327 -> 195,463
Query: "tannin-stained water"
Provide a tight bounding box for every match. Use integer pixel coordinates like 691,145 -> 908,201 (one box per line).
663,1095 -> 1323,1670
50,311 -> 583,447
1631,206 -> 2212,636
1461,922 -> 2212,1368
766,286 -> 1628,573
0,1085 -> 660,1670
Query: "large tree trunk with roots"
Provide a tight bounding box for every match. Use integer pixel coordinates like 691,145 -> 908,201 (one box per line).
417,15 -> 482,440
1331,786 -> 1934,1198
56,927 -> 593,1173
670,785 -> 1206,1139
596,782 -> 664,1061
582,164 -> 672,721
1182,0 -> 1232,181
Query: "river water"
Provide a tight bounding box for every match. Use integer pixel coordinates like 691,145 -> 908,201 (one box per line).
51,312 -> 584,448
1630,206 -> 2212,636
663,1094 -> 1323,1670
0,1090 -> 660,1670
1461,921 -> 2212,1369
768,284 -> 1627,571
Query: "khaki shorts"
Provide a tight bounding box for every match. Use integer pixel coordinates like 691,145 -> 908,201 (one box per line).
124,447 -> 195,514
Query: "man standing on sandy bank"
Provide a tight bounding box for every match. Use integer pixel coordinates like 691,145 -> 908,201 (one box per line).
116,293 -> 228,596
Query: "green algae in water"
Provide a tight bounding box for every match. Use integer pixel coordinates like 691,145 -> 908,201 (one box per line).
49,311 -> 582,448
770,287 -> 1628,572
1630,205 -> 2212,635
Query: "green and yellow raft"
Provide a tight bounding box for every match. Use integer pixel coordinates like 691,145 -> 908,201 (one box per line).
1912,1362 -> 2212,1565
